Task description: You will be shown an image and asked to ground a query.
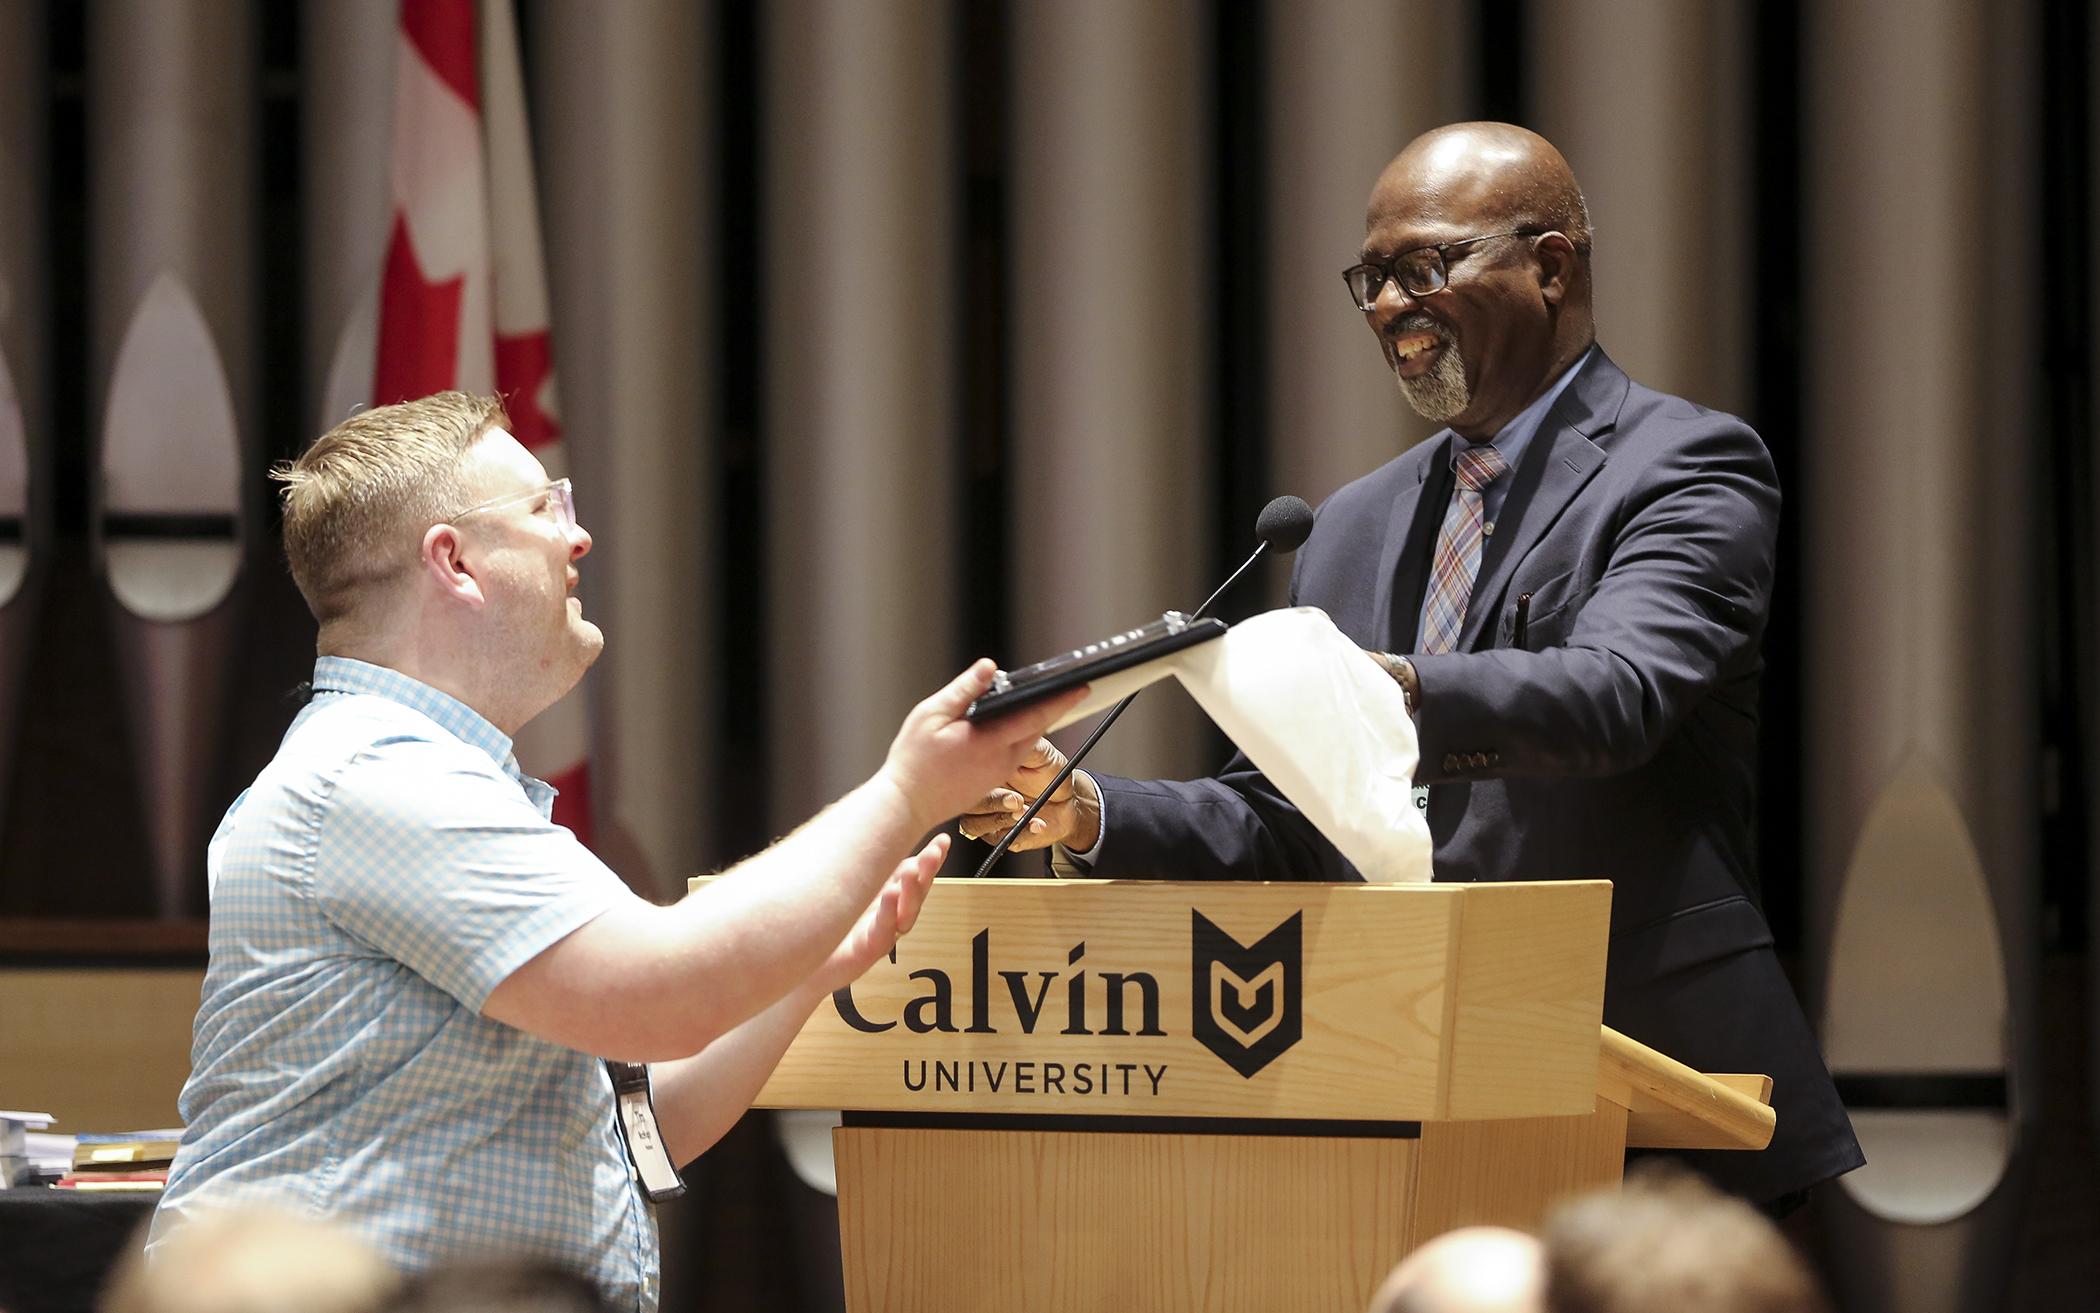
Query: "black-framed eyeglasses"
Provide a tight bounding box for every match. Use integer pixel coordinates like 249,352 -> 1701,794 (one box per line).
1341,229 -> 1544,312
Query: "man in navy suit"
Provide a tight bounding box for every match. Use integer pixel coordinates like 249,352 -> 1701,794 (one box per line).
965,122 -> 1861,1207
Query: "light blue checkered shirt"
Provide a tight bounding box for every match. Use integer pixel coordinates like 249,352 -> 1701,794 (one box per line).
148,658 -> 658,1312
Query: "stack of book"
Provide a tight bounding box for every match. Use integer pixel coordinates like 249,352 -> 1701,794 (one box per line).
55,1130 -> 183,1192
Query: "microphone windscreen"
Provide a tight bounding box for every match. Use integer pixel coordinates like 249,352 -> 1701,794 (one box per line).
1255,495 -> 1315,553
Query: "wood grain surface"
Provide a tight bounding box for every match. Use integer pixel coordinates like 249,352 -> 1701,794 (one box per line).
835,1125 -> 1416,1313
1443,880 -> 1613,1121
737,877 -> 1614,1122
1407,1102 -> 1630,1244
1597,1026 -> 1777,1150
1,966 -> 201,1129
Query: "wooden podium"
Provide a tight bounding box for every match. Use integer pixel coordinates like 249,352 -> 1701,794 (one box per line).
746,878 -> 1774,1313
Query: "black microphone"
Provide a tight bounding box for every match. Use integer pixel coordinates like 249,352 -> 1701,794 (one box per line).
973,494 -> 1315,877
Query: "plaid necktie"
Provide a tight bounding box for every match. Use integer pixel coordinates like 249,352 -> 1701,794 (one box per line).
1417,444 -> 1509,655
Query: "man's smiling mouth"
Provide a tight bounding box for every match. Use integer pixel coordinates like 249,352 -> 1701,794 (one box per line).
1389,330 -> 1446,378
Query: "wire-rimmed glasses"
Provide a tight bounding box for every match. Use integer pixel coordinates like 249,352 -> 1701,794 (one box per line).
448,477 -> 576,531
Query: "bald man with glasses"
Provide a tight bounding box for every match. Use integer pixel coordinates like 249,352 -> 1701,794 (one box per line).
972,122 -> 1861,1211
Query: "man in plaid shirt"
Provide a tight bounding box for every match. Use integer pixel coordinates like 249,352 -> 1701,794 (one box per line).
149,392 -> 1075,1310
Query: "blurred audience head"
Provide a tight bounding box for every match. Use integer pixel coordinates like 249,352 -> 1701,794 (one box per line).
379,1258 -> 616,1313
1369,1225 -> 1544,1313
1541,1164 -> 1831,1313
107,1206 -> 397,1313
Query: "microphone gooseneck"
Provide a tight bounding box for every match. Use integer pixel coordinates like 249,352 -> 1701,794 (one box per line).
972,495 -> 1314,877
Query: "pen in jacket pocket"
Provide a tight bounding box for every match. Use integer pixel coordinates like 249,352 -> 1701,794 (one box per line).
1515,592 -> 1532,648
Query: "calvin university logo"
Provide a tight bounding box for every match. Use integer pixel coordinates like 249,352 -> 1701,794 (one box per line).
1190,910 -> 1303,1079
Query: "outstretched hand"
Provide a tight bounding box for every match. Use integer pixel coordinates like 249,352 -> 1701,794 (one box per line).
812,833 -> 947,994
880,661 -> 1088,831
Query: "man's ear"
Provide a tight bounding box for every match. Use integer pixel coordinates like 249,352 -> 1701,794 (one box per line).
420,522 -> 485,607
1533,231 -> 1579,307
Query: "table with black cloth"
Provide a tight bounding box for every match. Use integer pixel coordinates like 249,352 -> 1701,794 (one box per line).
0,1189 -> 154,1313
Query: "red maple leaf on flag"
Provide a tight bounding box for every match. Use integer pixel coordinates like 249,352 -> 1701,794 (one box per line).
400,0 -> 479,110
495,329 -> 560,449
373,215 -> 465,406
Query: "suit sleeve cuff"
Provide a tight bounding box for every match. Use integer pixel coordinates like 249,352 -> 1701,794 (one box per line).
1049,791 -> 1107,878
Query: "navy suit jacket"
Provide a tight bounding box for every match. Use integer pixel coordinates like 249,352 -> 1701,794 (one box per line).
1088,349 -> 1861,1201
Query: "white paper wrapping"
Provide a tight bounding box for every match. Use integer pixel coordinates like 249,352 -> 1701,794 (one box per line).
1048,608 -> 1433,882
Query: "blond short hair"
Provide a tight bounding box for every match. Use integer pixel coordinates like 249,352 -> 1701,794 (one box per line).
1543,1164 -> 1830,1313
109,1207 -> 398,1313
274,392 -> 509,623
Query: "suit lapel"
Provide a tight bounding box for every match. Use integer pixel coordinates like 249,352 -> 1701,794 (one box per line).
1372,433 -> 1454,652
1456,351 -> 1629,650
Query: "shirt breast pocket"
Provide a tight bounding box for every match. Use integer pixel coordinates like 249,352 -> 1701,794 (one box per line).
1504,566 -> 1592,651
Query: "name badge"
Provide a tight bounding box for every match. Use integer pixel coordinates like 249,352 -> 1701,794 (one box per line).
607,1060 -> 686,1203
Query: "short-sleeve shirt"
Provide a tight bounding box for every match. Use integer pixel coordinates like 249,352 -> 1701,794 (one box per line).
148,657 -> 659,1312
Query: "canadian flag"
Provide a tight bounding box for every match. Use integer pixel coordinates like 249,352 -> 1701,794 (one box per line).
325,0 -> 593,842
